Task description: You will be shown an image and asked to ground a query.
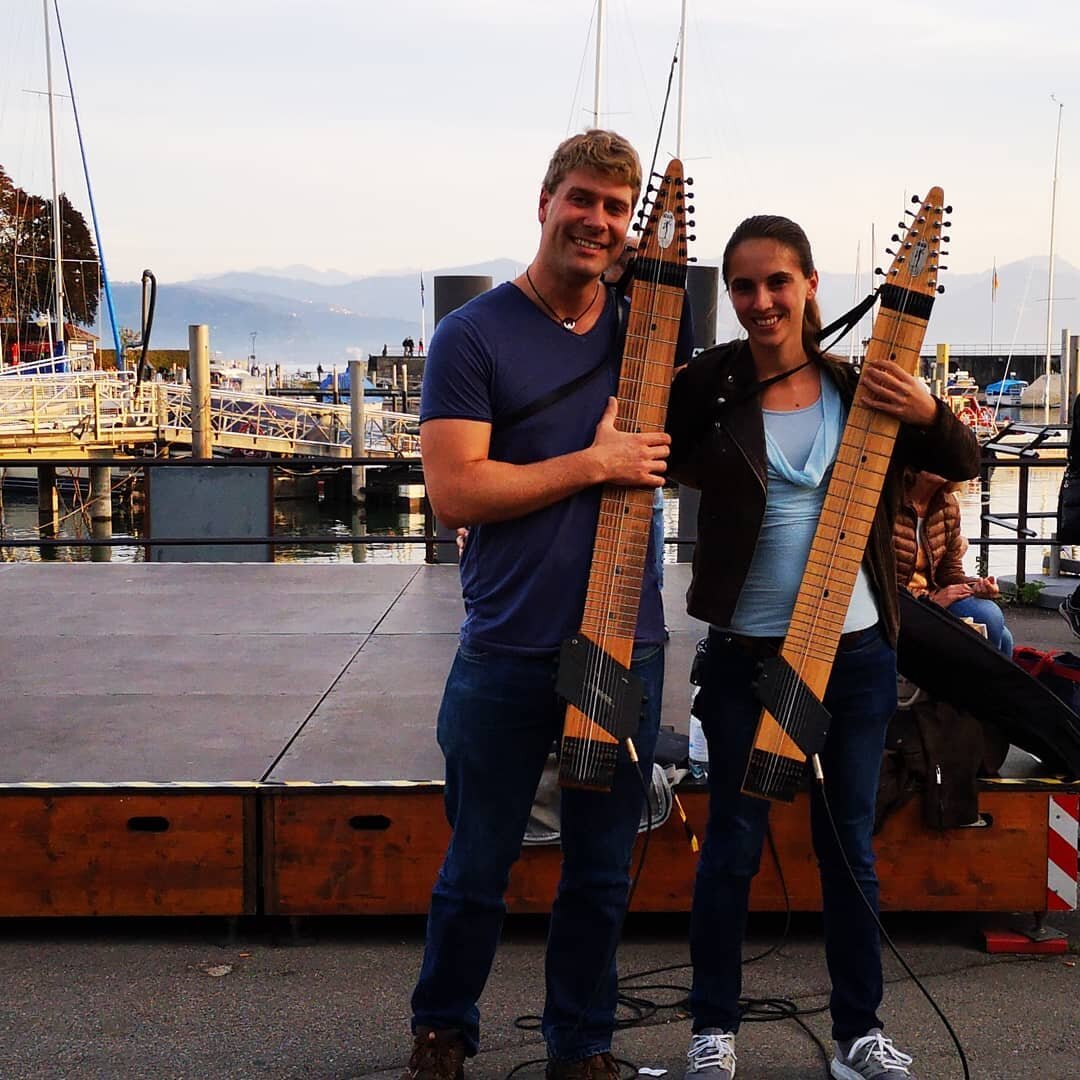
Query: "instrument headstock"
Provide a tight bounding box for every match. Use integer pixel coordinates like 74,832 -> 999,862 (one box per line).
878,186 -> 950,298
631,159 -> 691,289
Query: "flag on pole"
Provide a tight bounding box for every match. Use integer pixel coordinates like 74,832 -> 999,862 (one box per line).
992,261 -> 999,302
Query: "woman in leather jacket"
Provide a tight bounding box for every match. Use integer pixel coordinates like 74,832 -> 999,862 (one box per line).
667,215 -> 979,1080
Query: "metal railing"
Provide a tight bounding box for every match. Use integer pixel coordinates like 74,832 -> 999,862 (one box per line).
2,426 -> 1076,579
0,373 -> 420,457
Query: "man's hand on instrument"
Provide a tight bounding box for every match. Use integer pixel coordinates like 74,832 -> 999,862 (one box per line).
859,360 -> 937,427
589,396 -> 670,487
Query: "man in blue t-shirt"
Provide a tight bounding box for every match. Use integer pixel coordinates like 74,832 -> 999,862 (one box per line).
404,130 -> 685,1080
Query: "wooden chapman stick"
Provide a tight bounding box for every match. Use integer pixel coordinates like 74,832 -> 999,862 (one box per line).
556,159 -> 691,792
743,188 -> 951,802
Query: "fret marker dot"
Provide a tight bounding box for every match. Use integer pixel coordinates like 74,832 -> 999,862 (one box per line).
840,532 -> 846,540
861,455 -> 868,463
824,589 -> 830,598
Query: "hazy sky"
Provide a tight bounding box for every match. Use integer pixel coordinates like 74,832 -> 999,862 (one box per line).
1,0 -> 1076,285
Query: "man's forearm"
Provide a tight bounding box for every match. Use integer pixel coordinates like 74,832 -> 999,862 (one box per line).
428,449 -> 605,528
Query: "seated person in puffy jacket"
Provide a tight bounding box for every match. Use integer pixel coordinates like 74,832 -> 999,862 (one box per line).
895,467 -> 1013,655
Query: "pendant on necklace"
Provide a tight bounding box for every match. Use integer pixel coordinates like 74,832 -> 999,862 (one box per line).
562,318 -> 576,331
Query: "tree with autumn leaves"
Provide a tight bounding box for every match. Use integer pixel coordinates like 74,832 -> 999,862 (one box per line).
0,163 -> 100,357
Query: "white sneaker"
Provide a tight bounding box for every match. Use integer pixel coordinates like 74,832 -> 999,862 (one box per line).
685,1029 -> 736,1079
831,1030 -> 915,1078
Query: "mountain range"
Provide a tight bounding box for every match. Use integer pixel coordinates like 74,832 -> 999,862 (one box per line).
105,256 -> 1080,368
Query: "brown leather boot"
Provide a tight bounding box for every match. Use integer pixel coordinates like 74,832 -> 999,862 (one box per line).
545,1052 -> 621,1079
402,1026 -> 466,1080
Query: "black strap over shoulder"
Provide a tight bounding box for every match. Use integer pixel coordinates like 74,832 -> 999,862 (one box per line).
491,287 -> 627,434
816,288 -> 881,352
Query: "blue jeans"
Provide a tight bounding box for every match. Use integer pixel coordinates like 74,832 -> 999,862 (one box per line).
947,596 -> 1014,656
689,626 -> 897,1042
411,641 -> 664,1060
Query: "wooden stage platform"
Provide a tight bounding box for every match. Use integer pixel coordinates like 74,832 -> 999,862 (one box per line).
1,562 -> 1076,918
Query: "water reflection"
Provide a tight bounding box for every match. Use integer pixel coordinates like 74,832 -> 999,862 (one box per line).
0,489 -> 143,563
1,458 -> 1072,576
272,499 -> 428,564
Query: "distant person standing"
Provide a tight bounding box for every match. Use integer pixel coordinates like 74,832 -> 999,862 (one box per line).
418,338 -> 425,355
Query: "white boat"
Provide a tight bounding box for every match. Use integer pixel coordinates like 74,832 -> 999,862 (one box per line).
984,378 -> 1029,405
209,362 -> 265,393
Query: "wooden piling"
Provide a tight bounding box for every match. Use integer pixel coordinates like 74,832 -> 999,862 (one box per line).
188,325 -> 211,459
89,465 -> 112,563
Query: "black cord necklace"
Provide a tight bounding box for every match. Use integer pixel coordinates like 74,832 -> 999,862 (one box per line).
525,267 -> 600,331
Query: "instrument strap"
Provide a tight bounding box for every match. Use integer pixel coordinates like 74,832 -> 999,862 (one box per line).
493,283 -> 879,430
492,286 -> 626,434
815,287 -> 881,352
716,288 -> 883,413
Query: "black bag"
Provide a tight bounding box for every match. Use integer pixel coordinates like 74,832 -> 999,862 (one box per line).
1057,466 -> 1080,544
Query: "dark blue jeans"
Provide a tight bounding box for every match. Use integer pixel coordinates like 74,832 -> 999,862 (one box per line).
410,641 -> 664,1060
689,626 -> 897,1042
948,595 -> 1014,656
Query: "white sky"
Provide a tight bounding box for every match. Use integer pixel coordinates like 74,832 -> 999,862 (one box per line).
1,0 -> 1077,284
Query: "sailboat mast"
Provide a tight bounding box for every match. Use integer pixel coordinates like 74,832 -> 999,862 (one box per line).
43,0 -> 64,355
593,0 -> 604,127
1044,96 -> 1063,424
676,0 -> 687,157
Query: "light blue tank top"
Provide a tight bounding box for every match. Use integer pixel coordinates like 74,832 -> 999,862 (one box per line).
724,376 -> 879,636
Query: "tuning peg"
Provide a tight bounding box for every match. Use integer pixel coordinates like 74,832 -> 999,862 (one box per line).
943,220 -> 952,227
885,248 -> 897,256
631,223 -> 642,232
890,269 -> 899,276
891,233 -> 901,242
937,286 -> 946,294
938,265 -> 948,271
688,234 -> 697,241
874,267 -> 886,276
944,205 -> 953,214
688,256 -> 698,263
651,172 -> 664,180
905,209 -> 917,217
939,250 -> 950,256
686,176 -> 694,185
688,220 -> 696,227
911,194 -> 922,203
942,235 -> 950,242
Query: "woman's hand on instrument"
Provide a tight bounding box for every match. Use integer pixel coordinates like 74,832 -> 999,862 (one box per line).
931,582 -> 974,607
590,396 -> 670,487
859,360 -> 937,426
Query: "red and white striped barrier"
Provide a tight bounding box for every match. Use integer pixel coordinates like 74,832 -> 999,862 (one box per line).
1047,794 -> 1079,912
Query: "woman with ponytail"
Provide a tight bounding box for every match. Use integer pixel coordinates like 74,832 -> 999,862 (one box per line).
667,216 -> 979,1080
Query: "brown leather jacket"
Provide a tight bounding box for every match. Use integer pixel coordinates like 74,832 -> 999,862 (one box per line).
666,340 -> 981,647
893,487 -> 968,597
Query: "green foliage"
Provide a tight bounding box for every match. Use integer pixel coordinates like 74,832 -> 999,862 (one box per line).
1008,580 -> 1047,607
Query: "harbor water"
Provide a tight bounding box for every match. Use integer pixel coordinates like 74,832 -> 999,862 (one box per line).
0,464 -> 1070,577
